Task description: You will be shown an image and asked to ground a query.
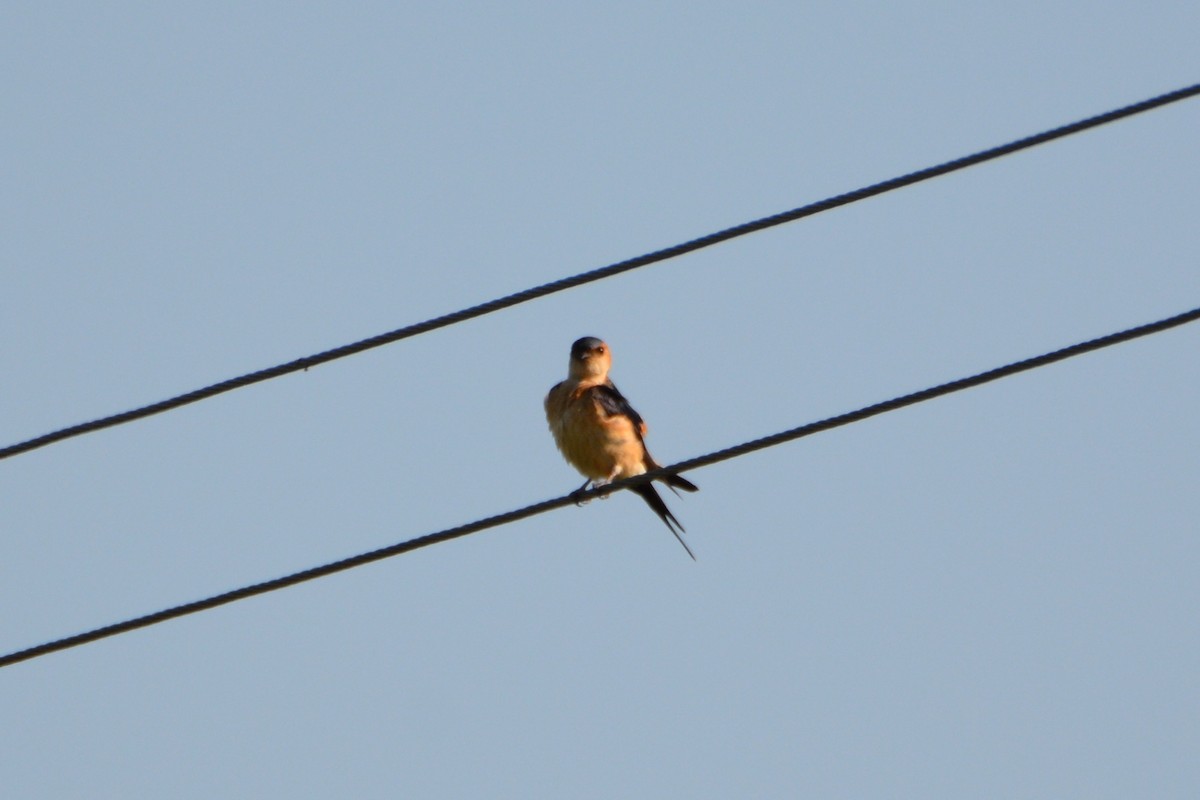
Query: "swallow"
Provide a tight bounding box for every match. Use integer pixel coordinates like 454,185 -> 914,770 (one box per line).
545,336 -> 699,558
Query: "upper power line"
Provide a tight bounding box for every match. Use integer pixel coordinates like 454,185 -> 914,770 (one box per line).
2,82 -> 1197,463
2,303 -> 1196,669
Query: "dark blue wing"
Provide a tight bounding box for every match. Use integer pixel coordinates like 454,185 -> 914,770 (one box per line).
591,382 -> 646,439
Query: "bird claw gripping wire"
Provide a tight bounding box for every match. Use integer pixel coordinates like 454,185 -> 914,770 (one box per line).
571,479 -> 618,506
571,480 -> 593,507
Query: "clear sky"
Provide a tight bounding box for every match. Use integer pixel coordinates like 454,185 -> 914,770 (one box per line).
3,3 -> 1198,797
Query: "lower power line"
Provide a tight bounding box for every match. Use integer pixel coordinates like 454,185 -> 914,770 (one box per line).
1,304 -> 1197,669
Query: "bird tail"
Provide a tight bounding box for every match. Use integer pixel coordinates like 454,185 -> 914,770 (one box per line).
665,473 -> 698,493
630,483 -> 696,560
644,456 -> 699,495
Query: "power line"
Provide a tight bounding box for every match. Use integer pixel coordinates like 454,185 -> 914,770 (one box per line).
2,304 -> 1196,669
3,82 -> 1197,463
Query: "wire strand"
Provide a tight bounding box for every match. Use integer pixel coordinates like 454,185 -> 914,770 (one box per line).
3,304 -> 1196,669
3,82 -> 1197,463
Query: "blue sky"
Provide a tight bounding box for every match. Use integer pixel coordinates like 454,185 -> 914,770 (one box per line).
3,3 -> 1198,797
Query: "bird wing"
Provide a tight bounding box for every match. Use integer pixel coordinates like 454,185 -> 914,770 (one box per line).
591,382 -> 649,438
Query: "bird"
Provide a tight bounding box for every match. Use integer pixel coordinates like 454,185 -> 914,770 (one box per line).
545,336 -> 699,558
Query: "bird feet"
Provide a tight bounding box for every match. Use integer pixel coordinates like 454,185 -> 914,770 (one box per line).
572,478 -> 614,506
572,479 -> 594,506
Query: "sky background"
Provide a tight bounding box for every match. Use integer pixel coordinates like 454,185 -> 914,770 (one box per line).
3,3 -> 1198,797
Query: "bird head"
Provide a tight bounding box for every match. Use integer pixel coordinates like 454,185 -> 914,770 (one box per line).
568,336 -> 612,381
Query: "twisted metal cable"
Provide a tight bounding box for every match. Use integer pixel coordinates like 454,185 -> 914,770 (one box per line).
2,303 -> 1196,669
3,82 -> 1197,462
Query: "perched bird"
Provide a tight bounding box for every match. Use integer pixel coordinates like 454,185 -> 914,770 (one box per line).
545,336 -> 699,558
